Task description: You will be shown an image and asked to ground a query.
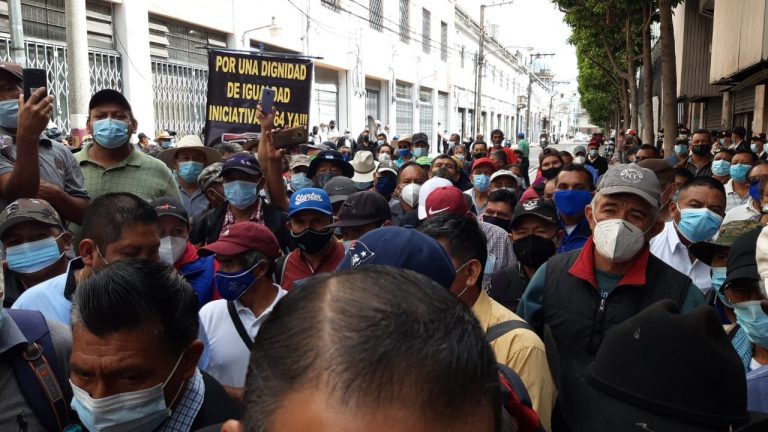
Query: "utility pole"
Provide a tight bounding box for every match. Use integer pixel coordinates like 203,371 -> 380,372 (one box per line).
66,0 -> 91,146
8,0 -> 25,65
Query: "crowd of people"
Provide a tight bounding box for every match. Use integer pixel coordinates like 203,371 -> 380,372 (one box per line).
3,56 -> 768,431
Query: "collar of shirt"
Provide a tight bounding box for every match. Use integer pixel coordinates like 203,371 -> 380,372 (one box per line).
0,309 -> 28,354
234,284 -> 288,336
662,220 -> 689,256
78,142 -> 143,169
568,237 -> 651,289
178,184 -> 203,199
222,199 -> 264,231
160,368 -> 205,432
470,290 -> 494,332
63,257 -> 86,301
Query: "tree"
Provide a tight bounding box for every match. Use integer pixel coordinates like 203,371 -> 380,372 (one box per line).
658,0 -> 678,155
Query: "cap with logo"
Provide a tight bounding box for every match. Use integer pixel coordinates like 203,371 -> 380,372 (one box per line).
0,198 -> 64,238
288,187 -> 333,217
222,153 -> 263,177
336,226 -> 455,289
417,177 -> 453,219
157,134 -> 221,168
150,197 -> 189,224
327,191 -> 392,228
472,157 -> 497,172
198,162 -> 223,192
198,221 -> 280,259
289,154 -> 312,171
351,151 -> 377,183
323,176 -> 357,204
510,199 -> 558,229
412,132 -> 429,145
307,150 -> 354,179
424,186 -> 468,219
596,163 -> 660,208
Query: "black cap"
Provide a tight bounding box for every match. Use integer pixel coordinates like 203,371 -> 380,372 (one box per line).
725,226 -> 762,286
222,153 -> 263,177
412,132 -> 429,145
510,199 -> 558,229
327,191 -> 392,228
89,89 -> 132,113
734,126 -> 747,139
150,197 -> 189,224
307,150 -> 354,179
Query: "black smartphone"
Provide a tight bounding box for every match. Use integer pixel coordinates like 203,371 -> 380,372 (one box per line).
23,68 -> 47,101
261,87 -> 275,113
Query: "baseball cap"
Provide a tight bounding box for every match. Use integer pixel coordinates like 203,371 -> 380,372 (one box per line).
725,226 -> 762,286
510,199 -> 558,229
412,132 -> 429,145
157,135 -> 221,167
415,156 -> 433,167
307,150 -> 354,179
323,176 -> 357,204
0,61 -> 22,83
472,157 -> 497,172
351,151 -> 377,183
0,198 -> 64,238
327,191 -> 391,228
596,163 -> 660,208
398,135 -> 413,145
150,197 -> 189,224
690,220 -> 762,267
300,143 -> 330,154
377,158 -> 398,176
222,153 -> 263,177
490,170 -> 515,183
424,186 -> 468,219
198,222 -> 280,259
89,89 -> 132,113
573,145 -> 586,155
400,183 -> 421,208
198,162 -> 223,192
336,226 -> 455,288
417,177 -> 453,220
288,187 -> 333,217
289,154 -> 311,171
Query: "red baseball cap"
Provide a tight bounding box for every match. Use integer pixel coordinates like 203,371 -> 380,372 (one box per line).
472,157 -> 497,172
424,186 -> 468,218
198,222 -> 281,259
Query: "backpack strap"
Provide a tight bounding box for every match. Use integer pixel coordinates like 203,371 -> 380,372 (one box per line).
7,309 -> 72,432
227,301 -> 254,350
487,320 -> 535,343
273,253 -> 289,286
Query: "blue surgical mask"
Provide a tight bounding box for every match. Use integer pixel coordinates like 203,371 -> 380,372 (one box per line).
376,176 -> 396,199
71,351 -> 186,432
734,300 -> 768,348
674,144 -> 689,155
354,181 -> 372,191
413,148 -> 427,158
730,164 -> 751,183
675,206 -> 723,243
711,160 -> 731,177
752,144 -> 759,153
750,181 -> 762,203
214,261 -> 263,301
0,99 -> 19,129
5,235 -> 64,274
290,172 -> 312,191
399,148 -> 411,158
720,138 -> 725,146
553,190 -> 592,218
178,161 -> 204,183
224,180 -> 259,209
711,267 -> 731,307
92,118 -> 130,149
472,174 -> 490,193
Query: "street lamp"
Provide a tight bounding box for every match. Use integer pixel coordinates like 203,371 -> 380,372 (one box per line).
241,17 -> 278,48
472,1 -> 514,138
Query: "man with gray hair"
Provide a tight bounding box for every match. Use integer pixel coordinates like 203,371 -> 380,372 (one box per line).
518,164 -> 706,356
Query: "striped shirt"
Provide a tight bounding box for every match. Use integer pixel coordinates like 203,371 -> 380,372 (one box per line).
179,184 -> 209,224
160,369 -> 205,432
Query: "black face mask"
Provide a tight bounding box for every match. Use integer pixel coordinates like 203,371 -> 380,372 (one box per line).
512,235 -> 556,268
691,145 -> 712,156
472,152 -> 486,160
434,166 -> 451,180
291,228 -> 334,254
483,215 -> 511,232
541,167 -> 561,180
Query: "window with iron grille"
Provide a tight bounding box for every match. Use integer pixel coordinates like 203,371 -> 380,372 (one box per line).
440,21 -> 447,61
421,8 -> 430,54
369,0 -> 383,32
460,45 -> 465,68
3,1 -> 116,49
395,81 -> 413,136
322,0 -> 340,12
149,16 -> 227,65
418,87 -> 433,139
399,0 -> 409,43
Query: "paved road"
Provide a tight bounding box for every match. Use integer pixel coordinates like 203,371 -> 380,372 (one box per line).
526,141 -> 579,179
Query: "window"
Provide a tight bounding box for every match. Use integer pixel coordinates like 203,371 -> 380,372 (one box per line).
421,8 -> 430,54
149,17 -> 227,65
399,0 -> 409,43
418,87 -> 433,139
460,45 -> 465,68
395,81 -> 413,136
440,21 -> 448,61
321,0 -> 340,12
369,0 -> 383,32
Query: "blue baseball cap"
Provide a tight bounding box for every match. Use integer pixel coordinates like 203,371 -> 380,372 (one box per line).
337,226 -> 456,289
288,187 -> 333,217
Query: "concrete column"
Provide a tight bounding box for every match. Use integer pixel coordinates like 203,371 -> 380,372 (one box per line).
753,85 -> 768,133
113,1 -> 155,137
722,91 -> 733,130
65,0 -> 90,141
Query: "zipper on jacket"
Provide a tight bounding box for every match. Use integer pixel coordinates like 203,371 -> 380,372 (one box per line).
588,290 -> 609,355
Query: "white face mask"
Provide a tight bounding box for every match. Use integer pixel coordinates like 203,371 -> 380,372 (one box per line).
592,218 -> 649,263
71,351 -> 186,432
574,156 -> 586,165
159,236 -> 187,265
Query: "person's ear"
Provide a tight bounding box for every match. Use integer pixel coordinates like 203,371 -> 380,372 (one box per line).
585,204 -> 596,231
221,420 -> 245,432
179,340 -> 203,381
58,232 -> 73,252
669,200 -> 680,221
79,239 -> 96,268
466,259 -> 482,288
252,260 -> 269,279
129,117 -> 138,134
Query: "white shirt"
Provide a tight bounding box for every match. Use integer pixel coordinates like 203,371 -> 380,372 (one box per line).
724,179 -> 751,212
650,221 -> 711,294
199,284 -> 287,388
723,198 -> 760,225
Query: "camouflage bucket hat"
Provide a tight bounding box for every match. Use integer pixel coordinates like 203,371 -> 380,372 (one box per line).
689,220 -> 763,267
197,161 -> 224,192
0,198 -> 65,239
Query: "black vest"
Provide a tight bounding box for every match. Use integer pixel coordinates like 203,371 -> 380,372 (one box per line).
543,249 -> 690,355
488,265 -> 530,313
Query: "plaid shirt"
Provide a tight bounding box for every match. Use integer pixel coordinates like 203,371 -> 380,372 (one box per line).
160,369 -> 205,432
222,198 -> 264,234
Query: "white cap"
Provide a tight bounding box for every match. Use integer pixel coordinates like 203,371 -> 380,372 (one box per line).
401,183 -> 421,208
490,170 -> 516,183
417,177 -> 453,220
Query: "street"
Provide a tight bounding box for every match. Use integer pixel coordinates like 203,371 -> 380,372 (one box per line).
526,141 -> 576,178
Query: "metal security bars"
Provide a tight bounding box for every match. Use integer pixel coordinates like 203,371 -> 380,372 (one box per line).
399,0 -> 409,43
395,81 -> 413,136
369,0 -> 383,32
151,61 -> 208,136
440,21 -> 447,61
321,0 -> 340,12
418,86 -> 432,138
421,8 -> 430,54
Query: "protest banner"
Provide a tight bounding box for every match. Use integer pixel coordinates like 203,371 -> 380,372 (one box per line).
204,49 -> 313,146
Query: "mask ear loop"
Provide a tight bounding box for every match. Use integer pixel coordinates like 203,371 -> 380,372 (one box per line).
164,350 -> 189,408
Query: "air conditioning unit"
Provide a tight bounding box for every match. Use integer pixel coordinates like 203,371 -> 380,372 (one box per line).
517,95 -> 528,108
